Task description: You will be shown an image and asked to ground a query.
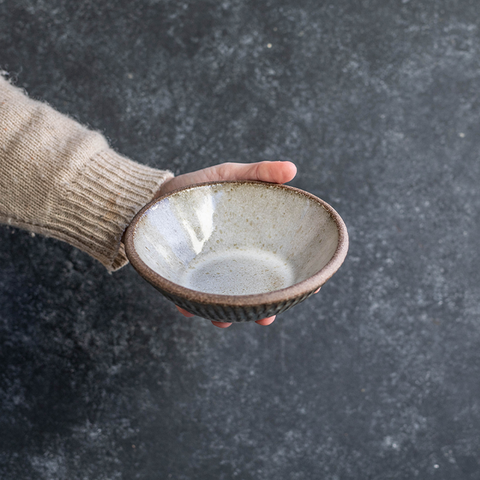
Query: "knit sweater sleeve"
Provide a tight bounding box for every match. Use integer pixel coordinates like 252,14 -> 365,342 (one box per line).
0,77 -> 173,271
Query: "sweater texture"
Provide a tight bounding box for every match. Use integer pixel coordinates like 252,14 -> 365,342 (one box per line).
0,77 -> 173,271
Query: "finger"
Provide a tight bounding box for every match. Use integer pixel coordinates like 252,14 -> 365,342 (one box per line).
211,321 -> 232,328
314,287 -> 321,294
211,161 -> 297,184
176,305 -> 195,317
255,316 -> 276,326
247,161 -> 297,184
157,161 -> 297,197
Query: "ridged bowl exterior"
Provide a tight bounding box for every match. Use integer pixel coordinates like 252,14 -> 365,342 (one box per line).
125,181 -> 348,323
157,287 -> 315,322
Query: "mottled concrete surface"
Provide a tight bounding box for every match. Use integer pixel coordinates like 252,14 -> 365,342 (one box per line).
1,0 -> 480,478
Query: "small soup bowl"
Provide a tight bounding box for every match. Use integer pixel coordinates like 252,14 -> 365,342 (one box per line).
124,181 -> 348,323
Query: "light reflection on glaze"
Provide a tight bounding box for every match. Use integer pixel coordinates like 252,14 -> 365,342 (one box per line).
169,189 -> 220,255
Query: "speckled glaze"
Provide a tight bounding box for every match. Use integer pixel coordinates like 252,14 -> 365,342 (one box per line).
125,181 -> 348,322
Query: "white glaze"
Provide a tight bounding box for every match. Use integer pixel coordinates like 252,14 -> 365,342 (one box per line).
184,248 -> 294,295
133,183 -> 339,296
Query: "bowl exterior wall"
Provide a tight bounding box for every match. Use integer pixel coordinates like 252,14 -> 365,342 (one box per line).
155,286 -> 316,322
125,181 -> 348,323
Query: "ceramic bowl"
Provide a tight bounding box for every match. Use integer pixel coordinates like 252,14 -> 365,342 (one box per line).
124,181 -> 348,323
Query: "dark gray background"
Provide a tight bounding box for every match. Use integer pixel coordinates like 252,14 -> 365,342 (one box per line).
1,0 -> 480,478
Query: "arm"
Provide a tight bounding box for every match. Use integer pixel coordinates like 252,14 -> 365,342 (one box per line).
0,76 -> 173,271
0,76 -> 298,328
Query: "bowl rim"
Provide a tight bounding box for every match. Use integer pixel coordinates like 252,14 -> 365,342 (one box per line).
124,181 -> 349,307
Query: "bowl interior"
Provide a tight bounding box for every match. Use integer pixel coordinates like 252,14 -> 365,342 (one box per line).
132,183 -> 340,296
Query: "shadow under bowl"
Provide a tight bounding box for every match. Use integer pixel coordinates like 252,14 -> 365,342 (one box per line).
124,181 -> 348,322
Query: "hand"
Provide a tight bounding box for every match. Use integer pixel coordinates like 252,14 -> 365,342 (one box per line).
158,161 -> 297,328
156,161 -> 297,198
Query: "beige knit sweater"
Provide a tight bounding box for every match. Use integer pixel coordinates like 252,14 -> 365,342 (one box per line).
0,77 -> 173,271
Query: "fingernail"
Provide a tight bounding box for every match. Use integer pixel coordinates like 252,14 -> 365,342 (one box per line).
255,316 -> 276,326
211,321 -> 232,328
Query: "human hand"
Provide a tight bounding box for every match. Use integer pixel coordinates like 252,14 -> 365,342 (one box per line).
157,161 -> 298,328
156,161 -> 297,198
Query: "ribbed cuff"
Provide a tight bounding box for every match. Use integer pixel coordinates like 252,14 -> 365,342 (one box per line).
0,76 -> 173,271
52,149 -> 174,271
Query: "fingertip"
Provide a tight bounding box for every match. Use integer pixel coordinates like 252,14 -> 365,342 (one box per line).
283,161 -> 297,182
176,305 -> 195,317
255,316 -> 276,326
260,161 -> 297,184
314,287 -> 321,294
211,321 -> 232,328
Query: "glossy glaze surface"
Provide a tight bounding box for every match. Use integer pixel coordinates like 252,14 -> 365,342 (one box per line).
133,183 -> 340,296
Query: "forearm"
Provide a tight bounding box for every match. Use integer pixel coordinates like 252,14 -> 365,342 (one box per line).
0,76 -> 173,271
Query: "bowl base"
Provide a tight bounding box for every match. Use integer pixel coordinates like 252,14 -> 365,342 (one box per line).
182,248 -> 294,296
